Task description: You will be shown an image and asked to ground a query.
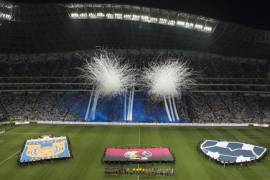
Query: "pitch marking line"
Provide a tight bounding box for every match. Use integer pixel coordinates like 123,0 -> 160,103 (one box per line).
137,127 -> 141,180
0,150 -> 20,166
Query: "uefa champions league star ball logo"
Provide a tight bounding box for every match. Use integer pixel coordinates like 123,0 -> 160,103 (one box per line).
124,150 -> 152,160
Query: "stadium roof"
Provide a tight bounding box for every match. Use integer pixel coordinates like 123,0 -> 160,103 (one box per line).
0,1 -> 270,61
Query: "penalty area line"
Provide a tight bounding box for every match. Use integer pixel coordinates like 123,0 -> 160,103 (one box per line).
0,150 -> 20,166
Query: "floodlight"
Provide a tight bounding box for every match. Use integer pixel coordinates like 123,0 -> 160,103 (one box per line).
131,14 -> 140,21
96,12 -> 105,18
114,13 -> 123,19
194,24 -> 203,30
167,20 -> 175,26
106,13 -> 114,19
176,20 -> 185,26
158,18 -> 167,24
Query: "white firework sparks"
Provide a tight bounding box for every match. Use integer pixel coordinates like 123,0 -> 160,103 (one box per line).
80,49 -> 136,121
143,60 -> 194,98
142,59 -> 194,122
81,50 -> 136,96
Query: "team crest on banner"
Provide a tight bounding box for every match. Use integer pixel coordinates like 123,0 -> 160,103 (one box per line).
26,141 -> 66,158
103,147 -> 175,163
124,150 -> 152,160
19,135 -> 72,164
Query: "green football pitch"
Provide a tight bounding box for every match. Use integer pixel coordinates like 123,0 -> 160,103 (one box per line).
0,124 -> 269,180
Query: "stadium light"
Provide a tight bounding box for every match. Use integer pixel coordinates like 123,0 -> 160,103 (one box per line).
149,17 -> 158,23
141,15 -> 150,22
185,22 -> 194,29
204,26 -> 212,32
114,13 -> 123,20
131,14 -> 140,21
123,14 -> 132,20
158,18 -> 167,24
79,13 -> 87,18
70,13 -> 79,18
106,13 -> 114,19
96,12 -> 105,18
167,20 -> 175,26
194,24 -> 203,30
0,1 -> 14,21
176,20 -> 185,26
67,4 -> 216,33
0,12 -> 12,20
88,13 -> 96,19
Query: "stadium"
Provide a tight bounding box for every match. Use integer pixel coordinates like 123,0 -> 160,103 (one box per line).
0,0 -> 269,180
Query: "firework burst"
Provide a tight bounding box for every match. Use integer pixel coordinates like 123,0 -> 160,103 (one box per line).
142,60 -> 194,98
142,59 -> 194,122
81,50 -> 136,96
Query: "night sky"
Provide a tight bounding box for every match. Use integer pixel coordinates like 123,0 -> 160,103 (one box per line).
10,0 -> 270,30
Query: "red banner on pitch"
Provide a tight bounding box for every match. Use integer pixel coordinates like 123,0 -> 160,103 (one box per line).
103,147 -> 175,163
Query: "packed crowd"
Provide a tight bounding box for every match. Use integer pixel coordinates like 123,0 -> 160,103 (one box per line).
0,92 -> 82,121
0,51 -> 268,78
189,93 -> 270,123
0,51 -> 268,124
0,92 -> 269,123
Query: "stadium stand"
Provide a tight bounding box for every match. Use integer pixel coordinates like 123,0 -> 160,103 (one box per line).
0,91 -> 269,123
0,50 -> 269,123
189,93 -> 269,123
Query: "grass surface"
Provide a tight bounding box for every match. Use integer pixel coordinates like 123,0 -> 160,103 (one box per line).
0,124 -> 269,180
